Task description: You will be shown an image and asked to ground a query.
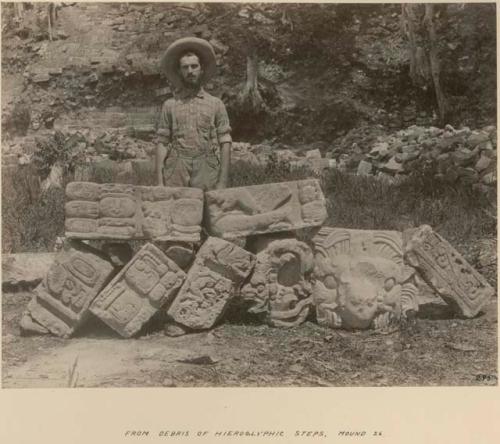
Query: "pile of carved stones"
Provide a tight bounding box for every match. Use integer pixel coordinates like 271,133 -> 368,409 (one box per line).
20,178 -> 495,338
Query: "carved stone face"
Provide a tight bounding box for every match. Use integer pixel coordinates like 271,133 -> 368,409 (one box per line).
313,228 -> 418,330
337,272 -> 380,329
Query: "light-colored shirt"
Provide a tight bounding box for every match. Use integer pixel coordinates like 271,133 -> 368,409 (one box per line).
158,88 -> 232,158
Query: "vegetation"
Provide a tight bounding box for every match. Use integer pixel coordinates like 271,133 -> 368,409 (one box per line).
32,131 -> 86,180
4,159 -> 494,271
2,164 -> 65,253
232,160 -> 496,243
213,3 -> 496,140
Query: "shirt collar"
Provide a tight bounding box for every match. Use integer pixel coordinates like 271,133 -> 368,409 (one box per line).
177,87 -> 205,99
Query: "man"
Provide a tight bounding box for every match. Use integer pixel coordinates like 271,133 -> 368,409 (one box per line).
157,37 -> 232,190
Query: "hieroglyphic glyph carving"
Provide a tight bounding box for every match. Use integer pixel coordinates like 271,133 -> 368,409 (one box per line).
312,227 -> 419,330
403,225 -> 494,318
26,241 -> 115,337
65,182 -> 203,242
204,179 -> 327,239
90,243 -> 186,338
167,237 -> 255,330
241,238 -> 315,328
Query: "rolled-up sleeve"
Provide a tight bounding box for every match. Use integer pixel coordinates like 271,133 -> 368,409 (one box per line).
157,100 -> 172,141
215,99 -> 232,144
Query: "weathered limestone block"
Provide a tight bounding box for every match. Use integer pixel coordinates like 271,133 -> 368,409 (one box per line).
313,227 -> 418,330
403,225 -> 494,318
65,182 -> 203,242
241,238 -> 314,328
2,252 -> 56,290
19,312 -> 50,336
357,160 -> 373,176
26,241 -> 115,337
204,179 -> 327,239
90,243 -> 186,338
167,237 -> 255,330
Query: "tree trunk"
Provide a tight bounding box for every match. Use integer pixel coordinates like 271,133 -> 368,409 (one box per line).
402,4 -> 418,83
424,4 -> 447,124
15,3 -> 24,20
402,4 -> 447,123
239,52 -> 264,111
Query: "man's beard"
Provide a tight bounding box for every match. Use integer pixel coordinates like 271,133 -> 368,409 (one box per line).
181,75 -> 202,89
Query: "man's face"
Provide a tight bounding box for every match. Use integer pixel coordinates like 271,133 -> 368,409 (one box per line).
179,54 -> 203,87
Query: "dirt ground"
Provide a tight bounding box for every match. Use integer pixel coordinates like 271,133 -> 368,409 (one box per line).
2,291 -> 497,388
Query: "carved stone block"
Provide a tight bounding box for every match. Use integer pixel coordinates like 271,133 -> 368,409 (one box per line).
241,238 -> 314,328
65,182 -> 204,242
403,225 -> 494,318
312,227 -> 419,330
167,237 -> 255,330
26,241 -> 115,337
90,243 -> 186,338
204,179 -> 327,239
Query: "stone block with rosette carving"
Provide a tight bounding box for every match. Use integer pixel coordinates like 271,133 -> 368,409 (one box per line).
167,237 -> 255,330
403,225 -> 494,318
26,240 -> 115,337
241,237 -> 315,328
204,179 -> 327,239
65,182 -> 203,242
90,243 -> 186,338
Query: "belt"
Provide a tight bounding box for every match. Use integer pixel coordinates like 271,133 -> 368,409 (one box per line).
170,144 -> 218,160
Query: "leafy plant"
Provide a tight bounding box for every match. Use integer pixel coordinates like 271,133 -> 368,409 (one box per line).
2,164 -> 65,253
33,131 -> 86,180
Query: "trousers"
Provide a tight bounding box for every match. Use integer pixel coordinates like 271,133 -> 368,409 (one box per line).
162,148 -> 220,191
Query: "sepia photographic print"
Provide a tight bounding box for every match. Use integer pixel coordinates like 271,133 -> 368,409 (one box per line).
0,0 -> 497,401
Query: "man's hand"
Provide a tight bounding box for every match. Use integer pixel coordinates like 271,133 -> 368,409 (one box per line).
156,143 -> 167,186
216,142 -> 231,189
215,178 -> 227,189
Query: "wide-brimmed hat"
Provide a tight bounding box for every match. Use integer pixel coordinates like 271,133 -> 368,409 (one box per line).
160,37 -> 216,89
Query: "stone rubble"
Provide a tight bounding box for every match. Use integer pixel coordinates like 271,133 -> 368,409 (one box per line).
2,252 -> 57,290
334,124 -> 497,192
3,122 -> 495,204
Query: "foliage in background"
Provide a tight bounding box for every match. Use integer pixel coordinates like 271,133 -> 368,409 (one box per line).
2,164 -> 66,253
76,159 -> 157,185
33,131 -> 86,180
1,101 -> 31,140
210,2 -> 496,141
